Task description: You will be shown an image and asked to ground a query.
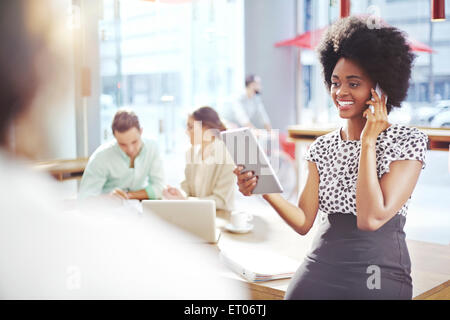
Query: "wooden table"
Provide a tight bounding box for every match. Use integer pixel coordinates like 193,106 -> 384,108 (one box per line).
413,280 -> 450,300
287,125 -> 450,151
419,128 -> 450,151
287,125 -> 450,191
216,197 -> 450,300
33,158 -> 88,181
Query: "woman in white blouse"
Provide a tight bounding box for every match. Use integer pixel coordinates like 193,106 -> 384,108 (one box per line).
163,107 -> 236,212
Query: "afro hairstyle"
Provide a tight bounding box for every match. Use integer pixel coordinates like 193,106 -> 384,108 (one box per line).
317,16 -> 416,113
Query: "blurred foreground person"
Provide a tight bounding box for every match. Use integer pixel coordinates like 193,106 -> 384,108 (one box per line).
0,0 -> 247,299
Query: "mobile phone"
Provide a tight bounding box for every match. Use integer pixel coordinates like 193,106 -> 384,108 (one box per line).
369,83 -> 388,113
375,83 -> 387,104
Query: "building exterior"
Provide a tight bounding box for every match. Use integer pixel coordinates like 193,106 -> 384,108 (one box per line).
99,0 -> 245,149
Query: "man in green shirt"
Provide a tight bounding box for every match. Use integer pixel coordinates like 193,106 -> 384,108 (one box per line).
79,109 -> 165,200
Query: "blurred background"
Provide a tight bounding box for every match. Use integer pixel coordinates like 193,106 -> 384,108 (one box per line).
46,0 -> 450,156
21,0 -> 449,244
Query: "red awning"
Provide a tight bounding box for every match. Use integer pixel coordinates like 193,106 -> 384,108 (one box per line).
143,0 -> 193,3
407,37 -> 435,53
275,26 -> 434,53
275,27 -> 327,49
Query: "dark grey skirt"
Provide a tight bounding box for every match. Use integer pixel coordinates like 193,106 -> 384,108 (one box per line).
285,213 -> 413,300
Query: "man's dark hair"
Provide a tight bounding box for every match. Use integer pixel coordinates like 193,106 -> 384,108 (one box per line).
111,109 -> 141,134
317,16 -> 416,113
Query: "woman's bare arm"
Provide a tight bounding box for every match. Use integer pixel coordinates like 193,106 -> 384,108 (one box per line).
234,161 -> 320,235
356,146 -> 422,231
357,88 -> 423,231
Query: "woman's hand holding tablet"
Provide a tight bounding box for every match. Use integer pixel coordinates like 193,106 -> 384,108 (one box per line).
233,166 -> 258,196
221,127 -> 283,195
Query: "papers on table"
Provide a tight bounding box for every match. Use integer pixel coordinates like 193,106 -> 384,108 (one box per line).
123,199 -> 142,214
219,248 -> 300,283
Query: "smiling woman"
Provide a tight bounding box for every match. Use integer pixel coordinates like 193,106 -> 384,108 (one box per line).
318,17 -> 415,115
287,16 -> 428,300
234,16 -> 429,300
330,58 -> 376,119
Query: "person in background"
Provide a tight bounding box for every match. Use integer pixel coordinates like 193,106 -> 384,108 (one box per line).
79,109 -> 165,200
163,106 -> 236,212
224,74 -> 272,131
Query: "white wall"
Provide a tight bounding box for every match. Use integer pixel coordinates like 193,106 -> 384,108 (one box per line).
40,0 -> 77,160
244,0 -> 297,132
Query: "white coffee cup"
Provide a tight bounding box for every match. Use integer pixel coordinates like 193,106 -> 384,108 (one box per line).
230,211 -> 253,229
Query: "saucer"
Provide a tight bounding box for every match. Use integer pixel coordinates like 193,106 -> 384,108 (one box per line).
225,223 -> 254,234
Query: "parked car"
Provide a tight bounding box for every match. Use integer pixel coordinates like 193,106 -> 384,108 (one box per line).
389,102 -> 412,125
415,100 -> 450,125
430,110 -> 450,127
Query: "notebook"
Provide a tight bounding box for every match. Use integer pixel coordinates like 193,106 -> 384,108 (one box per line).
219,248 -> 299,282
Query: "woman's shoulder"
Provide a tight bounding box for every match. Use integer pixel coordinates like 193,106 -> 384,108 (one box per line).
308,129 -> 340,153
382,124 -> 428,144
376,124 -> 428,177
304,130 -> 339,162
313,129 -> 339,145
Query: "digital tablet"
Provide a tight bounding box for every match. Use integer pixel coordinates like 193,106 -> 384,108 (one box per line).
220,128 -> 284,194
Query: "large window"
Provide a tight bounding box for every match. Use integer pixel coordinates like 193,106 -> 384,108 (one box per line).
300,0 -> 450,128
98,0 -> 245,152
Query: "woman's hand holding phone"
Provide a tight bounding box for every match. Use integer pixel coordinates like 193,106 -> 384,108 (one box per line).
360,86 -> 390,145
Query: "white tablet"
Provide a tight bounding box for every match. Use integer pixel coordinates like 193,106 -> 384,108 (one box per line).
220,128 -> 283,194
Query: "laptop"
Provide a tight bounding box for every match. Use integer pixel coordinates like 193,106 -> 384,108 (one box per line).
142,200 -> 221,243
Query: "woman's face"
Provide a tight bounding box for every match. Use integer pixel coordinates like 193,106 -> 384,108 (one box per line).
186,116 -> 197,146
186,116 -> 211,146
330,57 -> 375,120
